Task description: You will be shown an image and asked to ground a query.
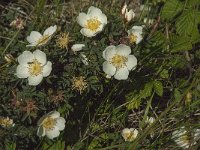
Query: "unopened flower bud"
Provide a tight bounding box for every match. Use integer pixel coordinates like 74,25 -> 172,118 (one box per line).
4,54 -> 14,63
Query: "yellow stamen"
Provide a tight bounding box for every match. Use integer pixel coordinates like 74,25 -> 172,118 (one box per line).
110,54 -> 128,69
37,34 -> 50,45
42,117 -> 56,130
0,117 -> 14,127
28,59 -> 43,76
56,33 -> 70,49
72,76 -> 88,94
129,34 -> 137,43
86,18 -> 101,31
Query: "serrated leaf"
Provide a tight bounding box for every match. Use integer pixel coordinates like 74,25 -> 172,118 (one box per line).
175,10 -> 200,36
154,81 -> 163,96
140,82 -> 154,98
171,35 -> 192,52
160,69 -> 169,79
126,98 -> 141,110
161,0 -> 183,20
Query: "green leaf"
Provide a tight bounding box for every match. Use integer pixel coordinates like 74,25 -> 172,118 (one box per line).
174,88 -> 182,101
170,35 -> 193,52
154,81 -> 163,96
161,0 -> 183,20
187,0 -> 200,7
126,98 -> 141,110
140,82 -> 154,98
160,69 -> 169,79
175,10 -> 200,36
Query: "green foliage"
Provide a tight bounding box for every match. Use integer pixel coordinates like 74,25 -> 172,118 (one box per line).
161,0 -> 183,20
0,0 -> 200,149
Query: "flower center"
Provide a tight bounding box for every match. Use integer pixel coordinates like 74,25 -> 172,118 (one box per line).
129,34 -> 137,43
56,33 -> 70,49
86,18 -> 101,31
37,34 -> 50,45
0,117 -> 13,127
180,134 -> 190,144
72,76 -> 88,94
110,54 -> 128,69
42,117 -> 56,130
28,59 -> 43,76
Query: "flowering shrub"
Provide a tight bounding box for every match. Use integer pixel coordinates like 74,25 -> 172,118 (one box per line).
0,0 -> 200,149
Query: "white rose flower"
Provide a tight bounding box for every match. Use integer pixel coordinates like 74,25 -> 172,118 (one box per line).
26,25 -> 57,47
77,6 -> 107,37
145,116 -> 155,125
121,2 -> 127,15
194,128 -> 200,142
127,26 -> 143,44
71,44 -> 85,53
121,2 -> 135,22
125,9 -> 135,22
143,18 -> 154,25
37,111 -> 66,139
172,127 -> 190,149
102,44 -> 137,80
16,50 -> 52,86
121,128 -> 138,142
80,53 -> 89,66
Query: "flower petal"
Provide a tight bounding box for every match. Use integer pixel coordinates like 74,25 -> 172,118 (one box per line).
132,26 -> 143,34
125,9 -> 135,22
77,13 -> 89,27
43,25 -> 57,36
80,28 -> 96,37
56,117 -> 66,131
27,31 -> 42,46
16,65 -> 29,78
46,127 -> 60,139
18,51 -> 34,65
80,53 -> 89,65
97,13 -> 107,24
48,111 -> 60,119
103,45 -> 116,61
37,114 -> 48,126
28,74 -> 43,86
33,49 -> 47,65
126,55 -> 137,70
71,44 -> 85,52
135,33 -> 143,44
42,61 -> 52,77
103,61 -> 116,76
114,67 -> 129,80
37,126 -> 45,137
116,44 -> 131,56
87,6 -> 102,16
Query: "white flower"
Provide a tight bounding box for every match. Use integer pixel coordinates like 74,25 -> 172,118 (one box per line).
172,127 -> 190,149
127,26 -> 143,44
121,128 -> 138,142
125,9 -> 135,22
16,50 -> 52,86
77,6 -> 107,37
145,116 -> 155,125
194,128 -> 200,143
121,2 -> 135,22
26,25 -> 57,47
80,53 -> 89,65
0,117 -> 15,128
37,111 -> 66,139
102,44 -> 137,80
121,2 -> 127,15
71,44 -> 85,53
143,18 -> 154,25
